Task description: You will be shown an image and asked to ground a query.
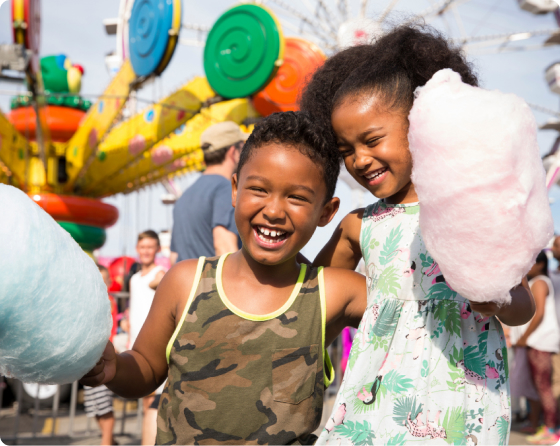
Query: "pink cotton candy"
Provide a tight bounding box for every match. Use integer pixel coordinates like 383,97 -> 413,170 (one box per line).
408,69 -> 553,305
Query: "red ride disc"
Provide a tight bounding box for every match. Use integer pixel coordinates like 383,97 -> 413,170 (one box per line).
252,38 -> 325,116
30,193 -> 119,228
9,105 -> 86,142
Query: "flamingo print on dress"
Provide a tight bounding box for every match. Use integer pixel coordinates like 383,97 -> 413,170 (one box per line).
406,326 -> 427,360
405,410 -> 447,439
357,353 -> 404,405
324,403 -> 347,433
453,360 -> 499,402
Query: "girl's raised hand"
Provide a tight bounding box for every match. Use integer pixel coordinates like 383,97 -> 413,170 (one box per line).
79,341 -> 117,387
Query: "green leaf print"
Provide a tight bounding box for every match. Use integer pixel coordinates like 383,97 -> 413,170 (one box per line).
361,224 -> 374,265
464,345 -> 486,378
379,224 -> 403,266
387,432 -> 407,445
421,360 -> 429,378
442,406 -> 466,445
432,300 -> 461,337
392,395 -> 423,427
372,300 -> 401,337
334,420 -> 376,446
425,282 -> 457,301
382,370 -> 414,394
377,266 -> 401,297
496,417 -> 509,446
352,383 -> 385,414
446,347 -> 465,391
502,347 -> 509,379
369,334 -> 389,352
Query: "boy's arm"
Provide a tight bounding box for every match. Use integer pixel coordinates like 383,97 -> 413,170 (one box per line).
149,269 -> 166,290
313,209 -> 364,270
469,277 -> 535,326
80,259 -> 200,398
323,267 -> 367,346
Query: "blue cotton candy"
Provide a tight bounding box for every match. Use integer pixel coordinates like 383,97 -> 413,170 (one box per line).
0,185 -> 111,384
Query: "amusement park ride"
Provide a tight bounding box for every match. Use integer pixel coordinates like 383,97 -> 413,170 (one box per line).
0,0 -> 559,255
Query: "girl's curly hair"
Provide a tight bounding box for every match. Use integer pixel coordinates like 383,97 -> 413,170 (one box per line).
299,23 -> 478,151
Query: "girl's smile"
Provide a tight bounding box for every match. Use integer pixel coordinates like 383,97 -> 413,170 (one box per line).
331,94 -> 418,204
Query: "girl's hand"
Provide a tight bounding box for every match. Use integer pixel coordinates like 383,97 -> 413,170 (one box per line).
468,301 -> 500,318
79,341 -> 117,387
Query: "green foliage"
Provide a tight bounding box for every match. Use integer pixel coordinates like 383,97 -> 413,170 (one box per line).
372,300 -> 401,337
392,396 -> 423,427
377,265 -> 401,297
369,334 -> 389,352
352,382 -> 382,415
442,406 -> 466,445
387,432 -> 407,445
425,282 -> 458,302
382,370 -> 414,394
502,347 -> 509,379
361,224 -> 374,265
419,252 -> 434,269
404,206 -> 420,215
496,417 -> 509,446
379,225 -> 403,266
421,360 -> 429,378
464,345 -> 486,377
431,300 -> 461,338
446,346 -> 465,391
334,420 -> 376,446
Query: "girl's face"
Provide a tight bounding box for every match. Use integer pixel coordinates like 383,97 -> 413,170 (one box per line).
331,93 -> 418,204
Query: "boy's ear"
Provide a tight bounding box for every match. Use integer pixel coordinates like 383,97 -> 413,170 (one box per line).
318,197 -> 340,227
231,173 -> 238,208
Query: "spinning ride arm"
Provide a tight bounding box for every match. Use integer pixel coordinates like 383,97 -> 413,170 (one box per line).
92,98 -> 259,197
0,109 -> 32,188
76,77 -> 215,194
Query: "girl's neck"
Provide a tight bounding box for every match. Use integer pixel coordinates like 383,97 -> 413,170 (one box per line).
384,180 -> 418,205
226,249 -> 301,287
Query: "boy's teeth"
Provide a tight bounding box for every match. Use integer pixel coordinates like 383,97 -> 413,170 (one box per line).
271,231 -> 276,237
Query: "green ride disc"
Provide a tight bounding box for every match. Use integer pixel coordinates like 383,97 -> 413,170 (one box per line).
57,221 -> 107,251
204,4 -> 285,99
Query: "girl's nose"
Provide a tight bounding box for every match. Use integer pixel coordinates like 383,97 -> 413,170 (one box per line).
353,146 -> 373,171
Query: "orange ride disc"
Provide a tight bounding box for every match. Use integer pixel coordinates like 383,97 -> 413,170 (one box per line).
30,194 -> 119,228
9,105 -> 86,142
252,38 -> 325,116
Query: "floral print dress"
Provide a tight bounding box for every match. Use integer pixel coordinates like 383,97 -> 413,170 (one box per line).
318,201 -> 510,446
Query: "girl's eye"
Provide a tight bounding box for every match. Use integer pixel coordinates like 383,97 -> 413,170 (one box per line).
366,137 -> 381,147
339,147 -> 354,157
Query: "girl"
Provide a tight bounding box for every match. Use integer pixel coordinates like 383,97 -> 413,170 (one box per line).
300,25 -> 535,445
510,252 -> 560,444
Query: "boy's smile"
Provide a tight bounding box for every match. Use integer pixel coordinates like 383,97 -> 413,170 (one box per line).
232,143 -> 338,266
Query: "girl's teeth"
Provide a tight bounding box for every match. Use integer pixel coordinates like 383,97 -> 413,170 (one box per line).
264,229 -> 270,235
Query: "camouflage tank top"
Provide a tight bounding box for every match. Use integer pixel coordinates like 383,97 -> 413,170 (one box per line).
156,255 -> 334,445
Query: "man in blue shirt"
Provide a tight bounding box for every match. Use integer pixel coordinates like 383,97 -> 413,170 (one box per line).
170,121 -> 247,262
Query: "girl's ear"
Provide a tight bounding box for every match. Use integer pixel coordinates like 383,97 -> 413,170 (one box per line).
318,197 -> 340,227
231,173 -> 238,208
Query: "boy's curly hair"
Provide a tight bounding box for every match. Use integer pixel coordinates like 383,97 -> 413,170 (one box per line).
299,24 -> 478,151
237,111 -> 340,201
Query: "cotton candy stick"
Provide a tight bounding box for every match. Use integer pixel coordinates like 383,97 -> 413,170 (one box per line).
0,185 -> 111,384
408,69 -> 553,305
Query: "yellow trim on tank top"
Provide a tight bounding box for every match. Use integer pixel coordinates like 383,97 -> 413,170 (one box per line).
318,267 -> 335,388
216,253 -> 307,321
165,256 -> 206,364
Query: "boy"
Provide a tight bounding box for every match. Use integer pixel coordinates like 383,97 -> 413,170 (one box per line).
129,230 -> 166,444
81,112 -> 367,445
82,265 -> 117,446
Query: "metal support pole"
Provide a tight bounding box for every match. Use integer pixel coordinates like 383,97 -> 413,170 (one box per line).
68,381 -> 78,437
0,375 -> 4,411
136,398 -> 143,434
13,380 -> 23,439
32,384 -> 41,437
121,399 -> 127,435
51,385 -> 60,436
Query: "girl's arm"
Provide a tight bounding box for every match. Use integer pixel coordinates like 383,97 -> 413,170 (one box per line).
313,208 -> 364,269
323,267 -> 368,346
515,278 -> 546,345
80,259 -> 200,398
469,277 -> 536,327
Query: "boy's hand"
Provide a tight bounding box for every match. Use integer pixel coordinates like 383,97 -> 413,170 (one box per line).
79,341 -> 117,387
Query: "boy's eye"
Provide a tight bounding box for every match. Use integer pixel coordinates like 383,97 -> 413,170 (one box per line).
289,195 -> 308,202
249,186 -> 266,193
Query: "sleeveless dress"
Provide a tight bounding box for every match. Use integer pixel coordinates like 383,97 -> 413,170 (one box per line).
318,201 -> 510,446
157,255 -> 334,445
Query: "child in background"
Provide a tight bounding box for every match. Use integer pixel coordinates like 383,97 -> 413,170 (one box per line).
129,230 -> 166,445
81,111 -> 367,445
300,24 -> 535,445
83,264 -> 117,446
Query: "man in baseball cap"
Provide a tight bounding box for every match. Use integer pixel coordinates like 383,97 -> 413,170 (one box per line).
171,121 -> 249,263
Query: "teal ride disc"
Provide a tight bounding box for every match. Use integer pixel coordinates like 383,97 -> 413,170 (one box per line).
57,221 -> 107,251
204,4 -> 285,99
129,0 -> 181,77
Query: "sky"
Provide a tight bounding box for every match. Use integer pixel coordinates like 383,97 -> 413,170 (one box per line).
0,0 -> 559,259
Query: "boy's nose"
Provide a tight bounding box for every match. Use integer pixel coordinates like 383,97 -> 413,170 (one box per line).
263,198 -> 286,222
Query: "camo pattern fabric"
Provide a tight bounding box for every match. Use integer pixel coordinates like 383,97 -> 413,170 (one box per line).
156,256 -> 326,445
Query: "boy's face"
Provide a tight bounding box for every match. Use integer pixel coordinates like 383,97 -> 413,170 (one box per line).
232,143 -> 339,265
136,238 -> 160,265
